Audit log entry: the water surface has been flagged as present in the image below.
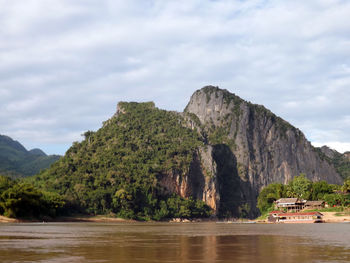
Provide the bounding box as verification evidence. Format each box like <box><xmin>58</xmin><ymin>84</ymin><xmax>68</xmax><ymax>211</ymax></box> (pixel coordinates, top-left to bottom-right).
<box><xmin>1</xmin><ymin>222</ymin><xmax>349</xmax><ymax>262</ymax></box>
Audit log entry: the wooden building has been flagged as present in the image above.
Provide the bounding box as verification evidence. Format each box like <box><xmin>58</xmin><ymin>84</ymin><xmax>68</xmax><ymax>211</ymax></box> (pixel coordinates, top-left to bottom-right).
<box><xmin>304</xmin><ymin>200</ymin><xmax>325</xmax><ymax>210</ymax></box>
<box><xmin>275</xmin><ymin>198</ymin><xmax>305</xmax><ymax>212</ymax></box>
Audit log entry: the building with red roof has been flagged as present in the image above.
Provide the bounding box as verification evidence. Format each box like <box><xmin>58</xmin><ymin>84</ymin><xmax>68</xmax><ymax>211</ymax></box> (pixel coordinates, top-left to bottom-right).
<box><xmin>268</xmin><ymin>211</ymin><xmax>323</xmax><ymax>223</ymax></box>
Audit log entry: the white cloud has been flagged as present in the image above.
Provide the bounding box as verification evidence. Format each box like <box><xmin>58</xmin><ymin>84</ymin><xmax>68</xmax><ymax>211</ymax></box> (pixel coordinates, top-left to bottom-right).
<box><xmin>0</xmin><ymin>0</ymin><xmax>349</xmax><ymax>154</ymax></box>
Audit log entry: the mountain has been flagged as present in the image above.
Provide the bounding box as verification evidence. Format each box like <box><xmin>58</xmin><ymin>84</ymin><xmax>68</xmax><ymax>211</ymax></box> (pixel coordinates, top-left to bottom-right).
<box><xmin>29</xmin><ymin>148</ymin><xmax>47</xmax><ymax>156</ymax></box>
<box><xmin>31</xmin><ymin>86</ymin><xmax>344</xmax><ymax>219</ymax></box>
<box><xmin>0</xmin><ymin>135</ymin><xmax>60</xmax><ymax>178</ymax></box>
<box><xmin>31</xmin><ymin>102</ymin><xmax>212</xmax><ymax>220</ymax></box>
<box><xmin>319</xmin><ymin>146</ymin><xmax>350</xmax><ymax>179</ymax></box>
<box><xmin>184</xmin><ymin>86</ymin><xmax>343</xmax><ymax>216</ymax></box>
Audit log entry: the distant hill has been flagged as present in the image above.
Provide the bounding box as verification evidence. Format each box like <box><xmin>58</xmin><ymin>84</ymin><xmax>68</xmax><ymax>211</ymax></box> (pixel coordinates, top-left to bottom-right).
<box><xmin>319</xmin><ymin>146</ymin><xmax>350</xmax><ymax>179</ymax></box>
<box><xmin>0</xmin><ymin>135</ymin><xmax>60</xmax><ymax>178</ymax></box>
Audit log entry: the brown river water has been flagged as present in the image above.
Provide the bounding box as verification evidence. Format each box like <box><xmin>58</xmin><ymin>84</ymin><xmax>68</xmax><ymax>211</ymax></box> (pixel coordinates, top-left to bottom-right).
<box><xmin>0</xmin><ymin>222</ymin><xmax>350</xmax><ymax>262</ymax></box>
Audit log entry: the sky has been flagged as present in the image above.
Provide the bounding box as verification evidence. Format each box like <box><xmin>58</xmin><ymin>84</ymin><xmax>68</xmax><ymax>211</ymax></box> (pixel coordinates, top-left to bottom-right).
<box><xmin>0</xmin><ymin>0</ymin><xmax>349</xmax><ymax>155</ymax></box>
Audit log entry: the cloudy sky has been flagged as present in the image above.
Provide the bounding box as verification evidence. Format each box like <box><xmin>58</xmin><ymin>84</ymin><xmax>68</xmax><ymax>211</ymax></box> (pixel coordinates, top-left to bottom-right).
<box><xmin>1</xmin><ymin>0</ymin><xmax>349</xmax><ymax>155</ymax></box>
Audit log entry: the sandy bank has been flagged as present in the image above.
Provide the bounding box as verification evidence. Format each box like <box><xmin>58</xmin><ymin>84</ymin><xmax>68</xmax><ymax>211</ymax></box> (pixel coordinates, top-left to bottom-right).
<box><xmin>0</xmin><ymin>215</ymin><xmax>20</xmax><ymax>223</ymax></box>
<box><xmin>321</xmin><ymin>212</ymin><xmax>350</xmax><ymax>223</ymax></box>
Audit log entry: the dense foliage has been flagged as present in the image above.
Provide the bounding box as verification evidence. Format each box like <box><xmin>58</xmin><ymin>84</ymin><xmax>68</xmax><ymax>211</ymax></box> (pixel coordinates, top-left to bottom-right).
<box><xmin>316</xmin><ymin>147</ymin><xmax>350</xmax><ymax>180</ymax></box>
<box><xmin>257</xmin><ymin>174</ymin><xmax>350</xmax><ymax>214</ymax></box>
<box><xmin>29</xmin><ymin>102</ymin><xmax>212</xmax><ymax>220</ymax></box>
<box><xmin>0</xmin><ymin>135</ymin><xmax>60</xmax><ymax>178</ymax></box>
<box><xmin>330</xmin><ymin>152</ymin><xmax>350</xmax><ymax>179</ymax></box>
<box><xmin>0</xmin><ymin>175</ymin><xmax>64</xmax><ymax>218</ymax></box>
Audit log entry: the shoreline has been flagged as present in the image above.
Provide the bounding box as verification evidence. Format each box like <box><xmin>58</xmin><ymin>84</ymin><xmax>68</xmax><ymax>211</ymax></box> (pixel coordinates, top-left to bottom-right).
<box><xmin>318</xmin><ymin>212</ymin><xmax>350</xmax><ymax>223</ymax></box>
<box><xmin>0</xmin><ymin>215</ymin><xmax>135</xmax><ymax>223</ymax></box>
<box><xmin>1</xmin><ymin>212</ymin><xmax>350</xmax><ymax>224</ymax></box>
<box><xmin>255</xmin><ymin>211</ymin><xmax>350</xmax><ymax>224</ymax></box>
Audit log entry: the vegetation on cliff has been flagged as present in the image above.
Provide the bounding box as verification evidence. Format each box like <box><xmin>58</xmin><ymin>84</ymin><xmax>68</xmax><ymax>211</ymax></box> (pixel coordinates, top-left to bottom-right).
<box><xmin>327</xmin><ymin>152</ymin><xmax>350</xmax><ymax>180</ymax></box>
<box><xmin>315</xmin><ymin>146</ymin><xmax>350</xmax><ymax>180</ymax></box>
<box><xmin>28</xmin><ymin>102</ymin><xmax>211</xmax><ymax>220</ymax></box>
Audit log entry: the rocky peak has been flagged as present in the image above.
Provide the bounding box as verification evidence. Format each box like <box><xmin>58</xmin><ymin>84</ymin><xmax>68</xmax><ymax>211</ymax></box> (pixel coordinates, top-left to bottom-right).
<box><xmin>116</xmin><ymin>102</ymin><xmax>127</xmax><ymax>115</ymax></box>
<box><xmin>114</xmin><ymin>101</ymin><xmax>155</xmax><ymax>118</ymax></box>
<box><xmin>184</xmin><ymin>86</ymin><xmax>343</xmax><ymax>216</ymax></box>
<box><xmin>185</xmin><ymin>86</ymin><xmax>243</xmax><ymax>124</ymax></box>
<box><xmin>320</xmin><ymin>145</ymin><xmax>338</xmax><ymax>159</ymax></box>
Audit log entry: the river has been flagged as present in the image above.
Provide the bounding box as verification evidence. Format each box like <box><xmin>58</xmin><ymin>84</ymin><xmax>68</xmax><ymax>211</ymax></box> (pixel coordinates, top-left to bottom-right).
<box><xmin>0</xmin><ymin>222</ymin><xmax>349</xmax><ymax>262</ymax></box>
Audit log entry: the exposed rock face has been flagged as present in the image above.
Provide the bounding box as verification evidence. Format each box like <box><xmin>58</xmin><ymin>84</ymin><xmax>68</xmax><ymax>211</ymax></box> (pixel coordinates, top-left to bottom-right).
<box><xmin>157</xmin><ymin>147</ymin><xmax>220</xmax><ymax>211</ymax></box>
<box><xmin>183</xmin><ymin>86</ymin><xmax>343</xmax><ymax>217</ymax></box>
<box><xmin>345</xmin><ymin>152</ymin><xmax>350</xmax><ymax>162</ymax></box>
<box><xmin>320</xmin><ymin>146</ymin><xmax>338</xmax><ymax>159</ymax></box>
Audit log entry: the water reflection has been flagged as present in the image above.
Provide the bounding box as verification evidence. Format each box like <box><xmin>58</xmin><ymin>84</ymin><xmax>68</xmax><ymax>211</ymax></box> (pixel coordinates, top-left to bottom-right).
<box><xmin>0</xmin><ymin>222</ymin><xmax>349</xmax><ymax>262</ymax></box>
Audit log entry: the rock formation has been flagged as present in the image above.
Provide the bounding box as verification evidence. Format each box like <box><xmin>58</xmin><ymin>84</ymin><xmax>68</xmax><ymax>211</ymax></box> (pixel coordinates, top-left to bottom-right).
<box><xmin>182</xmin><ymin>86</ymin><xmax>343</xmax><ymax>217</ymax></box>
<box><xmin>33</xmin><ymin>86</ymin><xmax>345</xmax><ymax>219</ymax></box>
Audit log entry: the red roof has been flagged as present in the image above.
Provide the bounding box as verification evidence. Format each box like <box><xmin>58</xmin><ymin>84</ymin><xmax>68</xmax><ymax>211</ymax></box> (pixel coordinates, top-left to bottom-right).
<box><xmin>277</xmin><ymin>212</ymin><xmax>323</xmax><ymax>217</ymax></box>
<box><xmin>269</xmin><ymin>211</ymin><xmax>280</xmax><ymax>214</ymax></box>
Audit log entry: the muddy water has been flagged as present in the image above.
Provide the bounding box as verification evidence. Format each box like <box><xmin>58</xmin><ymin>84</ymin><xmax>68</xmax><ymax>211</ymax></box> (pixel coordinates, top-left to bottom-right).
<box><xmin>0</xmin><ymin>222</ymin><xmax>349</xmax><ymax>262</ymax></box>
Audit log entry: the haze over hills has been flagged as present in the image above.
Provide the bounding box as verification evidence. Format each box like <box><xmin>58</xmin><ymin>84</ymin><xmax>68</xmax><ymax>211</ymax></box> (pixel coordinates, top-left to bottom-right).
<box><xmin>29</xmin><ymin>86</ymin><xmax>345</xmax><ymax>219</ymax></box>
<box><xmin>0</xmin><ymin>135</ymin><xmax>60</xmax><ymax>178</ymax></box>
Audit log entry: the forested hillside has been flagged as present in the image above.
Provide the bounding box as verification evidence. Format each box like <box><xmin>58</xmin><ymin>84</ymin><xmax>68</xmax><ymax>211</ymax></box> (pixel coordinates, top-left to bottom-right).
<box><xmin>30</xmin><ymin>102</ymin><xmax>211</xmax><ymax>220</ymax></box>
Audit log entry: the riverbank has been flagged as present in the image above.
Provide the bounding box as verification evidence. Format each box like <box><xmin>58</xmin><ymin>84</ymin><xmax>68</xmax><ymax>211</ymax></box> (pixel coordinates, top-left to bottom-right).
<box><xmin>255</xmin><ymin>211</ymin><xmax>350</xmax><ymax>223</ymax></box>
<box><xmin>321</xmin><ymin>212</ymin><xmax>350</xmax><ymax>223</ymax></box>
<box><xmin>1</xmin><ymin>212</ymin><xmax>350</xmax><ymax>224</ymax></box>
<box><xmin>0</xmin><ymin>215</ymin><xmax>21</xmax><ymax>223</ymax></box>
<box><xmin>0</xmin><ymin>214</ymin><xmax>134</xmax><ymax>223</ymax></box>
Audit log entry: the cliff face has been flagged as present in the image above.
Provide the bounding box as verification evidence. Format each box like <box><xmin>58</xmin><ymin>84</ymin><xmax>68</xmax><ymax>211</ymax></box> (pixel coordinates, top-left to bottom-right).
<box><xmin>157</xmin><ymin>147</ymin><xmax>220</xmax><ymax>211</ymax></box>
<box><xmin>182</xmin><ymin>86</ymin><xmax>343</xmax><ymax>216</ymax></box>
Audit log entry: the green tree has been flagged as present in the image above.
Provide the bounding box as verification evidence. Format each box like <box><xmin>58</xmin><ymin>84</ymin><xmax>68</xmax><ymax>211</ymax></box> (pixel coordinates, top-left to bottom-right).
<box><xmin>286</xmin><ymin>174</ymin><xmax>312</xmax><ymax>199</ymax></box>
<box><xmin>0</xmin><ymin>175</ymin><xmax>14</xmax><ymax>193</ymax></box>
<box><xmin>0</xmin><ymin>183</ymin><xmax>42</xmax><ymax>218</ymax></box>
<box><xmin>310</xmin><ymin>181</ymin><xmax>334</xmax><ymax>200</ymax></box>
<box><xmin>257</xmin><ymin>183</ymin><xmax>286</xmax><ymax>213</ymax></box>
<box><xmin>323</xmin><ymin>193</ymin><xmax>350</xmax><ymax>207</ymax></box>
<box><xmin>0</xmin><ymin>176</ymin><xmax>64</xmax><ymax>218</ymax></box>
<box><xmin>341</xmin><ymin>178</ymin><xmax>350</xmax><ymax>193</ymax></box>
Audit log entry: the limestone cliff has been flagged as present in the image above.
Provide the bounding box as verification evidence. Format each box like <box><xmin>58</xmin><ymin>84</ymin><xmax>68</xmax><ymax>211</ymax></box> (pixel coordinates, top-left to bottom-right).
<box><xmin>183</xmin><ymin>86</ymin><xmax>343</xmax><ymax>217</ymax></box>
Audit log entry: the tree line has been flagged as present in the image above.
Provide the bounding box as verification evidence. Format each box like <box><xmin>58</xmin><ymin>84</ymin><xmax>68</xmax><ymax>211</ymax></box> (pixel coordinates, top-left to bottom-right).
<box><xmin>257</xmin><ymin>174</ymin><xmax>350</xmax><ymax>214</ymax></box>
<box><xmin>0</xmin><ymin>175</ymin><xmax>64</xmax><ymax>219</ymax></box>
